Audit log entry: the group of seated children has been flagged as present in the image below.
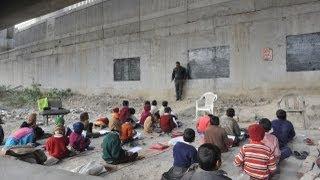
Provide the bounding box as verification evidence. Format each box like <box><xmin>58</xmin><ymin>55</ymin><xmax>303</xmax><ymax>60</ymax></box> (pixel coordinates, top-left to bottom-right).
<box><xmin>114</xmin><ymin>99</ymin><xmax>179</xmax><ymax>135</ymax></box>
<box><xmin>46</xmin><ymin>116</ymin><xmax>92</xmax><ymax>160</ymax></box>
<box><xmin>162</xmin><ymin>128</ymin><xmax>231</xmax><ymax>180</ymax></box>
<box><xmin>197</xmin><ymin>112</ymin><xmax>234</xmax><ymax>152</ymax></box>
<box><xmin>192</xmin><ymin>108</ymin><xmax>296</xmax><ymax>179</ymax></box>
<box><xmin>2</xmin><ymin>111</ymin><xmax>94</xmax><ymax>161</ymax></box>
<box><xmin>165</xmin><ymin>108</ymin><xmax>296</xmax><ymax>180</ymax></box>
<box><xmin>1</xmin><ymin>97</ymin><xmax>296</xmax><ymax>179</ymax></box>
<box><xmin>44</xmin><ymin>103</ymin><xmax>139</xmax><ymax>163</ymax></box>
<box><xmin>197</xmin><ymin>108</ymin><xmax>242</xmax><ymax>147</ymax></box>
<box><xmin>0</xmin><ymin>98</ymin><xmax>179</xmax><ymax>166</ymax></box>
<box><xmin>100</xmin><ymin>99</ymin><xmax>179</xmax><ymax>165</ymax></box>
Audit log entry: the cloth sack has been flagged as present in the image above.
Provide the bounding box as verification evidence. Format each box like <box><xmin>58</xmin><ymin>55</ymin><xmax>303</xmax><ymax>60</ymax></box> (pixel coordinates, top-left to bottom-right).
<box><xmin>72</xmin><ymin>161</ymin><xmax>106</xmax><ymax>176</ymax></box>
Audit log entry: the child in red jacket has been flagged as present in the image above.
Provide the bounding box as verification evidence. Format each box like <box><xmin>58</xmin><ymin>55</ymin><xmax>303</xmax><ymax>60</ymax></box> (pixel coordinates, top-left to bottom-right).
<box><xmin>160</xmin><ymin>107</ymin><xmax>177</xmax><ymax>133</ymax></box>
<box><xmin>46</xmin><ymin>125</ymin><xmax>70</xmax><ymax>159</ymax></box>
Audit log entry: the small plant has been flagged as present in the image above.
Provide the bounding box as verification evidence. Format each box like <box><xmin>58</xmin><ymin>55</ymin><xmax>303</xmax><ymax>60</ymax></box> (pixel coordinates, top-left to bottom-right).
<box><xmin>45</xmin><ymin>88</ymin><xmax>73</xmax><ymax>99</ymax></box>
<box><xmin>0</xmin><ymin>83</ymin><xmax>73</xmax><ymax>108</ymax></box>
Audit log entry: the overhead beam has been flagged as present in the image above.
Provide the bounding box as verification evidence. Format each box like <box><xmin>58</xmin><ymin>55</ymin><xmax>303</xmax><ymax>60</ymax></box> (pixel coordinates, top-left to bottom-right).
<box><xmin>0</xmin><ymin>0</ymin><xmax>83</xmax><ymax>30</ymax></box>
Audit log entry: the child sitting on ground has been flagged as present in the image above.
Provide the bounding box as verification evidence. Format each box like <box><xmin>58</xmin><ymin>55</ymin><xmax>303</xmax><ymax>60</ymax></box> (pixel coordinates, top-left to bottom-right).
<box><xmin>79</xmin><ymin>112</ymin><xmax>99</xmax><ymax>138</ymax></box>
<box><xmin>69</xmin><ymin>122</ymin><xmax>91</xmax><ymax>152</ymax></box>
<box><xmin>111</xmin><ymin>107</ymin><xmax>120</xmax><ymax>120</ymax></box>
<box><xmin>20</xmin><ymin>113</ymin><xmax>45</xmax><ymax>141</ymax></box>
<box><xmin>220</xmin><ymin>108</ymin><xmax>241</xmax><ymax>146</ymax></box>
<box><xmin>160</xmin><ymin>107</ymin><xmax>177</xmax><ymax>133</ymax></box>
<box><xmin>204</xmin><ymin>115</ymin><xmax>230</xmax><ymax>153</ymax></box>
<box><xmin>162</xmin><ymin>128</ymin><xmax>198</xmax><ymax>180</ymax></box>
<box><xmin>109</xmin><ymin>108</ymin><xmax>121</xmax><ymax>132</ymax></box>
<box><xmin>196</xmin><ymin>112</ymin><xmax>210</xmax><ymax>135</ymax></box>
<box><xmin>45</xmin><ymin>125</ymin><xmax>70</xmax><ymax>159</ymax></box>
<box><xmin>4</xmin><ymin>126</ymin><xmax>35</xmax><ymax>150</ymax></box>
<box><xmin>128</xmin><ymin>108</ymin><xmax>142</xmax><ymax>129</ymax></box>
<box><xmin>182</xmin><ymin>143</ymin><xmax>231</xmax><ymax>180</ymax></box>
<box><xmin>54</xmin><ymin>116</ymin><xmax>72</xmax><ymax>137</ymax></box>
<box><xmin>259</xmin><ymin>118</ymin><xmax>281</xmax><ymax>161</ymax></box>
<box><xmin>159</xmin><ymin>101</ymin><xmax>168</xmax><ymax>116</ymax></box>
<box><xmin>144</xmin><ymin>112</ymin><xmax>160</xmax><ymax>134</ymax></box>
<box><xmin>159</xmin><ymin>101</ymin><xmax>178</xmax><ymax>118</ymax></box>
<box><xmin>129</xmin><ymin>108</ymin><xmax>139</xmax><ymax>124</ymax></box>
<box><xmin>119</xmin><ymin>100</ymin><xmax>130</xmax><ymax>123</ymax></box>
<box><xmin>102</xmin><ymin>128</ymin><xmax>138</xmax><ymax>165</ymax></box>
<box><xmin>140</xmin><ymin>101</ymin><xmax>151</xmax><ymax>126</ymax></box>
<box><xmin>120</xmin><ymin>120</ymin><xmax>136</xmax><ymax>144</ymax></box>
<box><xmin>272</xmin><ymin>109</ymin><xmax>295</xmax><ymax>161</ymax></box>
<box><xmin>150</xmin><ymin>100</ymin><xmax>159</xmax><ymax>115</ymax></box>
<box><xmin>234</xmin><ymin>124</ymin><xmax>276</xmax><ymax>179</ymax></box>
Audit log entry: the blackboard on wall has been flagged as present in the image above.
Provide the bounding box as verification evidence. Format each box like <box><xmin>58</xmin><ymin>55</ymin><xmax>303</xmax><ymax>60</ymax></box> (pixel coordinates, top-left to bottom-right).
<box><xmin>287</xmin><ymin>32</ymin><xmax>320</xmax><ymax>72</ymax></box>
<box><xmin>187</xmin><ymin>46</ymin><xmax>230</xmax><ymax>79</ymax></box>
<box><xmin>114</xmin><ymin>57</ymin><xmax>140</xmax><ymax>81</ymax></box>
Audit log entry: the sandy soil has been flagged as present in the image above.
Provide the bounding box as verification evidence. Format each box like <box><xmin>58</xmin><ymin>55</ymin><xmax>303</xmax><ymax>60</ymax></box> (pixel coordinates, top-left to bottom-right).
<box><xmin>1</xmin><ymin>92</ymin><xmax>320</xmax><ymax>180</ymax></box>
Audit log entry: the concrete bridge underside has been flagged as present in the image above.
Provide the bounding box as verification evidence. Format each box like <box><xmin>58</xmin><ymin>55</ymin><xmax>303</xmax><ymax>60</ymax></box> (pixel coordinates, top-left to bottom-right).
<box><xmin>0</xmin><ymin>0</ymin><xmax>82</xmax><ymax>30</ymax></box>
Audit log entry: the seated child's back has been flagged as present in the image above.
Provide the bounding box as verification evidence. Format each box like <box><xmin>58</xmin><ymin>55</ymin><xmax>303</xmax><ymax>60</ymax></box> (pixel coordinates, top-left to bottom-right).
<box><xmin>120</xmin><ymin>121</ymin><xmax>134</xmax><ymax>142</ymax></box>
<box><xmin>162</xmin><ymin>128</ymin><xmax>197</xmax><ymax>180</ymax></box>
<box><xmin>69</xmin><ymin>122</ymin><xmax>91</xmax><ymax>152</ymax></box>
<box><xmin>46</xmin><ymin>125</ymin><xmax>69</xmax><ymax>159</ymax></box>
<box><xmin>196</xmin><ymin>114</ymin><xmax>210</xmax><ymax>133</ymax></box>
<box><xmin>160</xmin><ymin>107</ymin><xmax>176</xmax><ymax>133</ymax></box>
<box><xmin>173</xmin><ymin>141</ymin><xmax>197</xmax><ymax>168</ymax></box>
<box><xmin>234</xmin><ymin>124</ymin><xmax>276</xmax><ymax>180</ymax></box>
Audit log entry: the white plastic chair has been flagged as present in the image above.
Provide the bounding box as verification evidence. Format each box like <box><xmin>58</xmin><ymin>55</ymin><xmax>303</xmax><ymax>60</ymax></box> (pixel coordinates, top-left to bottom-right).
<box><xmin>195</xmin><ymin>92</ymin><xmax>218</xmax><ymax>118</ymax></box>
<box><xmin>277</xmin><ymin>93</ymin><xmax>307</xmax><ymax>129</ymax></box>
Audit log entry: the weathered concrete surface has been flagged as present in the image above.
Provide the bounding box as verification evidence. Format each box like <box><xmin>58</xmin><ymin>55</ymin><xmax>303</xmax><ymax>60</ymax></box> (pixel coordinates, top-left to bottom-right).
<box><xmin>1</xmin><ymin>0</ymin><xmax>320</xmax><ymax>98</ymax></box>
<box><xmin>0</xmin><ymin>0</ymin><xmax>82</xmax><ymax>30</ymax></box>
<box><xmin>0</xmin><ymin>28</ymin><xmax>14</xmax><ymax>52</ymax></box>
<box><xmin>0</xmin><ymin>156</ymin><xmax>103</xmax><ymax>180</ymax></box>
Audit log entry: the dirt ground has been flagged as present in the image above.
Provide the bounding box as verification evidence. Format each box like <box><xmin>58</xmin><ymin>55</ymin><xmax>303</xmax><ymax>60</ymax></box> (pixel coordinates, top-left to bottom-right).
<box><xmin>1</xmin><ymin>92</ymin><xmax>320</xmax><ymax>180</ymax></box>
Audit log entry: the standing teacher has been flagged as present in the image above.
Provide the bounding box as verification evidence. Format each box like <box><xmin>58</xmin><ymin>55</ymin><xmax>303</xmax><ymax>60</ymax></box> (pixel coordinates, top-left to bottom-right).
<box><xmin>171</xmin><ymin>61</ymin><xmax>188</xmax><ymax>101</ymax></box>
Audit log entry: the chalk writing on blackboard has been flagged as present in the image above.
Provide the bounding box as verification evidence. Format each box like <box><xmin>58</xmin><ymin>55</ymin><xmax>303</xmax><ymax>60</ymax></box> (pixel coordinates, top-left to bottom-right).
<box><xmin>187</xmin><ymin>46</ymin><xmax>230</xmax><ymax>79</ymax></box>
<box><xmin>287</xmin><ymin>32</ymin><xmax>320</xmax><ymax>72</ymax></box>
<box><xmin>114</xmin><ymin>57</ymin><xmax>140</xmax><ymax>81</ymax></box>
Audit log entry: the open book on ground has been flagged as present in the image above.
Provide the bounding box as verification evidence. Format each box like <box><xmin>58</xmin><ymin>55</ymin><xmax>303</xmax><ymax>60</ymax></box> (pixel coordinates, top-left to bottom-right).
<box><xmin>128</xmin><ymin>147</ymin><xmax>142</xmax><ymax>153</ymax></box>
<box><xmin>227</xmin><ymin>135</ymin><xmax>235</xmax><ymax>141</ymax></box>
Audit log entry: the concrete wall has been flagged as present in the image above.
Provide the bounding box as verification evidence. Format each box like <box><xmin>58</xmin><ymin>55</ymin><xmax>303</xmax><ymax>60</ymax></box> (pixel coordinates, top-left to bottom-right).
<box><xmin>0</xmin><ymin>28</ymin><xmax>14</xmax><ymax>52</ymax></box>
<box><xmin>1</xmin><ymin>0</ymin><xmax>320</xmax><ymax>98</ymax></box>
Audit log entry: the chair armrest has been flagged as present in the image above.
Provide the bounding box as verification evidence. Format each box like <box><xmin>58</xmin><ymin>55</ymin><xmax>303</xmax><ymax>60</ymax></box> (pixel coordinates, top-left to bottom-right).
<box><xmin>196</xmin><ymin>96</ymin><xmax>204</xmax><ymax>107</ymax></box>
<box><xmin>277</xmin><ymin>100</ymin><xmax>281</xmax><ymax>109</ymax></box>
<box><xmin>197</xmin><ymin>96</ymin><xmax>205</xmax><ymax>102</ymax></box>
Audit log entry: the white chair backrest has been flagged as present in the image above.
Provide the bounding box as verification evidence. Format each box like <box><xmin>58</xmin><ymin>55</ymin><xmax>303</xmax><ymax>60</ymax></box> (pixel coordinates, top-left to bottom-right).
<box><xmin>278</xmin><ymin>93</ymin><xmax>306</xmax><ymax>111</ymax></box>
<box><xmin>202</xmin><ymin>92</ymin><xmax>218</xmax><ymax>106</ymax></box>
